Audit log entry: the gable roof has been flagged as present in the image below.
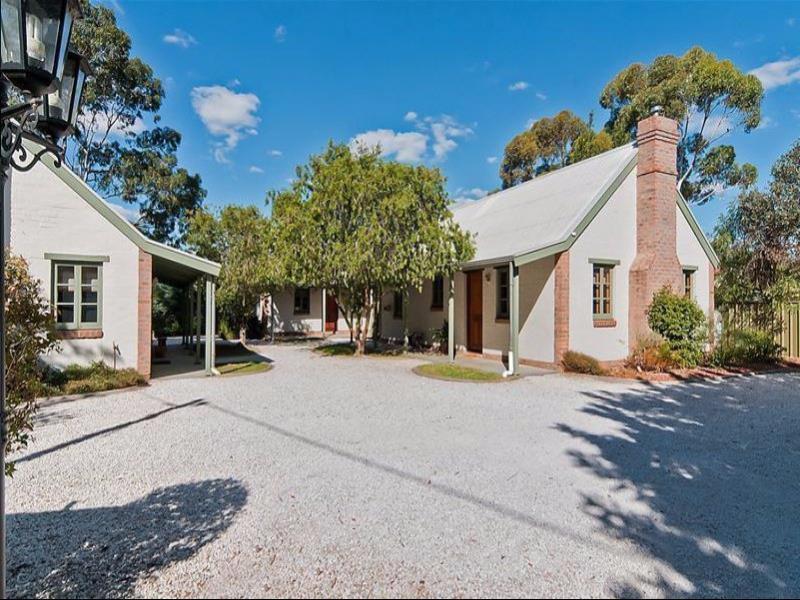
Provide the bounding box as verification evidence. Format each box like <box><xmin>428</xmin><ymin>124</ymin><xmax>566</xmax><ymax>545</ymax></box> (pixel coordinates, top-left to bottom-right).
<box><xmin>24</xmin><ymin>139</ymin><xmax>220</xmax><ymax>284</ymax></box>
<box><xmin>451</xmin><ymin>143</ymin><xmax>719</xmax><ymax>268</ymax></box>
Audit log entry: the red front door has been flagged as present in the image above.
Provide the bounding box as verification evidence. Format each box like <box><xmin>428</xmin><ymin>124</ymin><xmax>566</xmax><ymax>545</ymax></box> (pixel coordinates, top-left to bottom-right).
<box><xmin>466</xmin><ymin>270</ymin><xmax>483</xmax><ymax>353</ymax></box>
<box><xmin>325</xmin><ymin>293</ymin><xmax>338</xmax><ymax>332</ymax></box>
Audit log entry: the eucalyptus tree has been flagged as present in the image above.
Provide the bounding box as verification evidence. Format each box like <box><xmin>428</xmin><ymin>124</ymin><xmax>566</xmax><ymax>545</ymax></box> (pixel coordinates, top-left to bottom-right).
<box><xmin>601</xmin><ymin>46</ymin><xmax>763</xmax><ymax>203</ymax></box>
<box><xmin>270</xmin><ymin>142</ymin><xmax>474</xmax><ymax>355</ymax></box>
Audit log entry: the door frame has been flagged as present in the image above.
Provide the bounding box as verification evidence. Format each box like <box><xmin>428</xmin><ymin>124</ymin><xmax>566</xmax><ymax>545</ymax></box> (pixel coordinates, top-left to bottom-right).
<box><xmin>466</xmin><ymin>269</ymin><xmax>483</xmax><ymax>353</ymax></box>
<box><xmin>325</xmin><ymin>293</ymin><xmax>338</xmax><ymax>333</ymax></box>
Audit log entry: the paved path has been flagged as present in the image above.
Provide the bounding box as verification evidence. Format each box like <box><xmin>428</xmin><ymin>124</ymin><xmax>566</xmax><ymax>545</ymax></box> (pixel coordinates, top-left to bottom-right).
<box><xmin>8</xmin><ymin>342</ymin><xmax>800</xmax><ymax>598</ymax></box>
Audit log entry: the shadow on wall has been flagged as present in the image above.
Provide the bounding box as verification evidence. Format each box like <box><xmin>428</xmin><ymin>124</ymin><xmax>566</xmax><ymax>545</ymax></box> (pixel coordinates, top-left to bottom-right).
<box><xmin>8</xmin><ymin>478</ymin><xmax>248</xmax><ymax>598</ymax></box>
<box><xmin>555</xmin><ymin>373</ymin><xmax>800</xmax><ymax>597</ymax></box>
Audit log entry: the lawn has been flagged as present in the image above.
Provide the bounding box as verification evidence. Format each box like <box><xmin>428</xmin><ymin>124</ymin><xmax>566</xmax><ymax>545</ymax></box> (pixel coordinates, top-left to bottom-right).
<box><xmin>217</xmin><ymin>361</ymin><xmax>272</xmax><ymax>376</ymax></box>
<box><xmin>413</xmin><ymin>362</ymin><xmax>503</xmax><ymax>382</ymax></box>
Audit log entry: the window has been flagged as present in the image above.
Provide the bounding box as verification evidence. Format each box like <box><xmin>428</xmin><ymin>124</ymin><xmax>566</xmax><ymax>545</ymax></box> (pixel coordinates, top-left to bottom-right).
<box><xmin>293</xmin><ymin>287</ymin><xmax>310</xmax><ymax>315</ymax></box>
<box><xmin>496</xmin><ymin>266</ymin><xmax>509</xmax><ymax>320</ymax></box>
<box><xmin>683</xmin><ymin>268</ymin><xmax>696</xmax><ymax>299</ymax></box>
<box><xmin>592</xmin><ymin>264</ymin><xmax>614</xmax><ymax>318</ymax></box>
<box><xmin>53</xmin><ymin>262</ymin><xmax>102</xmax><ymax>329</ymax></box>
<box><xmin>393</xmin><ymin>291</ymin><xmax>403</xmax><ymax>319</ymax></box>
<box><xmin>431</xmin><ymin>275</ymin><xmax>444</xmax><ymax>310</ymax></box>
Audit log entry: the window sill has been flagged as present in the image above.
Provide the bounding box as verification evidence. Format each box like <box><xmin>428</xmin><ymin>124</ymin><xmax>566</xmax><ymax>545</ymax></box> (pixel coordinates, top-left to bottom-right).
<box><xmin>495</xmin><ymin>317</ymin><xmax>509</xmax><ymax>323</ymax></box>
<box><xmin>56</xmin><ymin>328</ymin><xmax>104</xmax><ymax>340</ymax></box>
<box><xmin>593</xmin><ymin>318</ymin><xmax>617</xmax><ymax>328</ymax></box>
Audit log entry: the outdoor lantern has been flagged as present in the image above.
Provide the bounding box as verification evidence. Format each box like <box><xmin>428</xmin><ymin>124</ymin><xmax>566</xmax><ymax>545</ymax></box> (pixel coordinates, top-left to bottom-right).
<box><xmin>1</xmin><ymin>0</ymin><xmax>82</xmax><ymax>97</ymax></box>
<box><xmin>37</xmin><ymin>49</ymin><xmax>89</xmax><ymax>139</ymax></box>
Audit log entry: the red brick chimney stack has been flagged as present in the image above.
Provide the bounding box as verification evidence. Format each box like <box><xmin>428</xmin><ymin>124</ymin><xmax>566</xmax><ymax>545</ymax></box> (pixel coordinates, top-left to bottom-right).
<box><xmin>628</xmin><ymin>107</ymin><xmax>684</xmax><ymax>345</ymax></box>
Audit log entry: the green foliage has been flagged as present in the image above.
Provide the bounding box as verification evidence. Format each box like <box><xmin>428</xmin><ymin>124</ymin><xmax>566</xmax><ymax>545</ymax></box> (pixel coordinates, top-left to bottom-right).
<box><xmin>647</xmin><ymin>288</ymin><xmax>708</xmax><ymax>368</ymax></box>
<box><xmin>430</xmin><ymin>321</ymin><xmax>449</xmax><ymax>353</ymax></box>
<box><xmin>187</xmin><ymin>205</ymin><xmax>281</xmax><ymax>342</ymax></box>
<box><xmin>270</xmin><ymin>142</ymin><xmax>474</xmax><ymax>354</ymax></box>
<box><xmin>600</xmin><ymin>46</ymin><xmax>763</xmax><ymax>204</ymax></box>
<box><xmin>413</xmin><ymin>363</ymin><xmax>502</xmax><ymax>382</ymax></box>
<box><xmin>5</xmin><ymin>254</ymin><xmax>60</xmax><ymax>475</ymax></box>
<box><xmin>68</xmin><ymin>1</ymin><xmax>204</xmax><ymax>246</ymax></box>
<box><xmin>152</xmin><ymin>282</ymin><xmax>183</xmax><ymax>337</ymax></box>
<box><xmin>315</xmin><ymin>344</ymin><xmax>357</xmax><ymax>357</ymax></box>
<box><xmin>569</xmin><ymin>129</ymin><xmax>614</xmax><ymax>163</ymax></box>
<box><xmin>561</xmin><ymin>350</ymin><xmax>606</xmax><ymax>375</ymax></box>
<box><xmin>217</xmin><ymin>361</ymin><xmax>272</xmax><ymax>376</ymax></box>
<box><xmin>714</xmin><ymin>138</ymin><xmax>800</xmax><ymax>317</ymax></box>
<box><xmin>44</xmin><ymin>362</ymin><xmax>146</xmax><ymax>396</ymax></box>
<box><xmin>500</xmin><ymin>110</ymin><xmax>590</xmax><ymax>188</ymax></box>
<box><xmin>711</xmin><ymin>329</ymin><xmax>783</xmax><ymax>366</ymax></box>
<box><xmin>627</xmin><ymin>333</ymin><xmax>681</xmax><ymax>371</ymax></box>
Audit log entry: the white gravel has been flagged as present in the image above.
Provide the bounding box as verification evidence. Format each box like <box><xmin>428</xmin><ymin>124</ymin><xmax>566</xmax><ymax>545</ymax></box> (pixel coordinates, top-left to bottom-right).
<box><xmin>8</xmin><ymin>342</ymin><xmax>800</xmax><ymax>598</ymax></box>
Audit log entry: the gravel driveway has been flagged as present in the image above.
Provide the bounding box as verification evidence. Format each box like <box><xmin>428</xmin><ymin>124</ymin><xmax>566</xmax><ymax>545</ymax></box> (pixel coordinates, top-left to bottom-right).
<box><xmin>8</xmin><ymin>342</ymin><xmax>800</xmax><ymax>598</ymax></box>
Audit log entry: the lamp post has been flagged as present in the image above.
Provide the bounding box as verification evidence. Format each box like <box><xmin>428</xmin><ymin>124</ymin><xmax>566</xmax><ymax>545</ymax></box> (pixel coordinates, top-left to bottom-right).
<box><xmin>1</xmin><ymin>0</ymin><xmax>87</xmax><ymax>596</ymax></box>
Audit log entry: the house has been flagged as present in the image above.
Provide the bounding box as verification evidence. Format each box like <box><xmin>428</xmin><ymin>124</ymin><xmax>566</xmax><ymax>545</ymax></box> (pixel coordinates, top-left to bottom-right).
<box><xmin>8</xmin><ymin>143</ymin><xmax>221</xmax><ymax>379</ymax></box>
<box><xmin>269</xmin><ymin>111</ymin><xmax>718</xmax><ymax>374</ymax></box>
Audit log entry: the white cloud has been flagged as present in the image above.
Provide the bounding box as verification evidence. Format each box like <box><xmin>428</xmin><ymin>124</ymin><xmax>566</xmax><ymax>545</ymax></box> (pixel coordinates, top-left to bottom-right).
<box><xmin>350</xmin><ymin>129</ymin><xmax>428</xmax><ymax>162</ymax></box>
<box><xmin>352</xmin><ymin>113</ymin><xmax>473</xmax><ymax>163</ymax></box>
<box><xmin>508</xmin><ymin>81</ymin><xmax>529</xmax><ymax>92</ymax></box>
<box><xmin>536</xmin><ymin>92</ymin><xmax>547</xmax><ymax>101</ymax></box>
<box><xmin>756</xmin><ymin>116</ymin><xmax>776</xmax><ymax>130</ymax></box>
<box><xmin>249</xmin><ymin>165</ymin><xmax>265</xmax><ymax>174</ymax></box>
<box><xmin>749</xmin><ymin>56</ymin><xmax>800</xmax><ymax>90</ymax></box>
<box><xmin>228</xmin><ymin>78</ymin><xmax>241</xmax><ymax>88</ymax></box>
<box><xmin>110</xmin><ymin>202</ymin><xmax>140</xmax><ymax>224</ymax></box>
<box><xmin>787</xmin><ymin>17</ymin><xmax>796</xmax><ymax>26</ymax></box>
<box><xmin>163</xmin><ymin>29</ymin><xmax>197</xmax><ymax>48</ymax></box>
<box><xmin>268</xmin><ymin>149</ymin><xmax>283</xmax><ymax>157</ymax></box>
<box><xmin>486</xmin><ymin>156</ymin><xmax>497</xmax><ymax>164</ymax></box>
<box><xmin>191</xmin><ymin>85</ymin><xmax>261</xmax><ymax>163</ymax></box>
<box><xmin>452</xmin><ymin>187</ymin><xmax>488</xmax><ymax>203</ymax></box>
<box><xmin>274</xmin><ymin>25</ymin><xmax>287</xmax><ymax>43</ymax></box>
<box><xmin>81</xmin><ymin>111</ymin><xmax>145</xmax><ymax>138</ymax></box>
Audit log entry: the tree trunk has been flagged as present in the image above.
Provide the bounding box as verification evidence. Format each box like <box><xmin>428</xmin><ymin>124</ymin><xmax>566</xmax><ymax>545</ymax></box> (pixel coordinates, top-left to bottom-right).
<box><xmin>239</xmin><ymin>326</ymin><xmax>247</xmax><ymax>346</ymax></box>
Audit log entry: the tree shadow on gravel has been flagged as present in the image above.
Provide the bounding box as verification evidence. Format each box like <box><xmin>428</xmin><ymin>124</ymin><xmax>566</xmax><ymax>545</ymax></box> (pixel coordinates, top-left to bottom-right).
<box><xmin>555</xmin><ymin>373</ymin><xmax>800</xmax><ymax>598</ymax></box>
<box><xmin>8</xmin><ymin>478</ymin><xmax>247</xmax><ymax>598</ymax></box>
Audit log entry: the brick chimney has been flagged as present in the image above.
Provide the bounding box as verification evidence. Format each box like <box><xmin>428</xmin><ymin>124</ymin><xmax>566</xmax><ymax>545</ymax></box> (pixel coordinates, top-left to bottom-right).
<box><xmin>628</xmin><ymin>107</ymin><xmax>684</xmax><ymax>346</ymax></box>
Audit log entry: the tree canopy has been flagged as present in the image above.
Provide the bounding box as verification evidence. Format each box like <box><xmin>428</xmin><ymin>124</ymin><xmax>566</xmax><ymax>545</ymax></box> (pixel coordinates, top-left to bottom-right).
<box><xmin>68</xmin><ymin>0</ymin><xmax>205</xmax><ymax>246</ymax></box>
<box><xmin>601</xmin><ymin>46</ymin><xmax>763</xmax><ymax>204</ymax></box>
<box><xmin>270</xmin><ymin>142</ymin><xmax>474</xmax><ymax>354</ymax></box>
<box><xmin>714</xmin><ymin>138</ymin><xmax>800</xmax><ymax>317</ymax></box>
<box><xmin>499</xmin><ymin>47</ymin><xmax>763</xmax><ymax>203</ymax></box>
<box><xmin>187</xmin><ymin>206</ymin><xmax>282</xmax><ymax>342</ymax></box>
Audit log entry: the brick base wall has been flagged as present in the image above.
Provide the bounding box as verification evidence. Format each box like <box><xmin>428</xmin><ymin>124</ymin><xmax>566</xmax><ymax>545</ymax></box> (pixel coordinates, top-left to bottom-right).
<box><xmin>137</xmin><ymin>250</ymin><xmax>152</xmax><ymax>379</ymax></box>
<box><xmin>553</xmin><ymin>251</ymin><xmax>570</xmax><ymax>363</ymax></box>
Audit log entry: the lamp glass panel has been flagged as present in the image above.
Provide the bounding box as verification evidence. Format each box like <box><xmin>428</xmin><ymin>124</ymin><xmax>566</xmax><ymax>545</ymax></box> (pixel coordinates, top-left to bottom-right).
<box><xmin>25</xmin><ymin>0</ymin><xmax>64</xmax><ymax>75</ymax></box>
<box><xmin>1</xmin><ymin>0</ymin><xmax>23</xmax><ymax>67</ymax></box>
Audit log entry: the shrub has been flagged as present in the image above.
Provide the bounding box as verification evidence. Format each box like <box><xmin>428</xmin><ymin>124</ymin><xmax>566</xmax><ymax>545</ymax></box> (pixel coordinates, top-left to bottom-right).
<box><xmin>711</xmin><ymin>329</ymin><xmax>783</xmax><ymax>366</ymax></box>
<box><xmin>647</xmin><ymin>287</ymin><xmax>708</xmax><ymax>368</ymax></box>
<box><xmin>429</xmin><ymin>321</ymin><xmax>449</xmax><ymax>353</ymax></box>
<box><xmin>57</xmin><ymin>362</ymin><xmax>146</xmax><ymax>395</ymax></box>
<box><xmin>627</xmin><ymin>333</ymin><xmax>681</xmax><ymax>371</ymax></box>
<box><xmin>5</xmin><ymin>253</ymin><xmax>59</xmax><ymax>475</ymax></box>
<box><xmin>562</xmin><ymin>350</ymin><xmax>606</xmax><ymax>375</ymax></box>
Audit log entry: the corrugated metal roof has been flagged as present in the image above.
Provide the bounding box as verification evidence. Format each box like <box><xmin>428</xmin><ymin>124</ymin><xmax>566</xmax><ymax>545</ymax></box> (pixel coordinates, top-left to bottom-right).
<box><xmin>452</xmin><ymin>143</ymin><xmax>638</xmax><ymax>266</ymax></box>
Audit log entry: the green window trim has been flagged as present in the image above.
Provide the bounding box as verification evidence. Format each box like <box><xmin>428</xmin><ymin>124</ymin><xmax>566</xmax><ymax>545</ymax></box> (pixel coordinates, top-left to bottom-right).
<box><xmin>588</xmin><ymin>258</ymin><xmax>621</xmax><ymax>266</ymax></box>
<box><xmin>592</xmin><ymin>263</ymin><xmax>614</xmax><ymax>320</ymax></box>
<box><xmin>682</xmin><ymin>267</ymin><xmax>696</xmax><ymax>299</ymax></box>
<box><xmin>51</xmin><ymin>261</ymin><xmax>103</xmax><ymax>331</ymax></box>
<box><xmin>496</xmin><ymin>266</ymin><xmax>510</xmax><ymax>320</ymax></box>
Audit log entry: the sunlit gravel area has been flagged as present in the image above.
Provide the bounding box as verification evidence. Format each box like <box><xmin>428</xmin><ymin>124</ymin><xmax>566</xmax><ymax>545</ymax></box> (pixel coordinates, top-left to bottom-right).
<box><xmin>8</xmin><ymin>342</ymin><xmax>800</xmax><ymax>598</ymax></box>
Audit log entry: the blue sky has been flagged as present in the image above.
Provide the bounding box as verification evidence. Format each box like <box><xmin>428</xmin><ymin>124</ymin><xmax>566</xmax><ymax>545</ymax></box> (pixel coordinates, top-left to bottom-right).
<box><xmin>104</xmin><ymin>1</ymin><xmax>799</xmax><ymax>235</ymax></box>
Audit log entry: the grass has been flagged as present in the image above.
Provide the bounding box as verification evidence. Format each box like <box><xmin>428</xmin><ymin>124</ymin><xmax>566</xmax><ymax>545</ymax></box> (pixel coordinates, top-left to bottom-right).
<box><xmin>40</xmin><ymin>362</ymin><xmax>147</xmax><ymax>396</ymax></box>
<box><xmin>315</xmin><ymin>343</ymin><xmax>356</xmax><ymax>357</ymax></box>
<box><xmin>217</xmin><ymin>361</ymin><xmax>272</xmax><ymax>376</ymax></box>
<box><xmin>413</xmin><ymin>362</ymin><xmax>503</xmax><ymax>382</ymax></box>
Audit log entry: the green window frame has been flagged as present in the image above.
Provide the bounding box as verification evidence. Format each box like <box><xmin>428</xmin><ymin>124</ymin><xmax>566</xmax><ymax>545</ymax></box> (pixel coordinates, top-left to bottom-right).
<box><xmin>496</xmin><ymin>266</ymin><xmax>509</xmax><ymax>320</ymax></box>
<box><xmin>52</xmin><ymin>261</ymin><xmax>103</xmax><ymax>330</ymax></box>
<box><xmin>293</xmin><ymin>287</ymin><xmax>310</xmax><ymax>315</ymax></box>
<box><xmin>592</xmin><ymin>263</ymin><xmax>614</xmax><ymax>319</ymax></box>
<box><xmin>683</xmin><ymin>267</ymin><xmax>697</xmax><ymax>299</ymax></box>
<box><xmin>431</xmin><ymin>275</ymin><xmax>444</xmax><ymax>310</ymax></box>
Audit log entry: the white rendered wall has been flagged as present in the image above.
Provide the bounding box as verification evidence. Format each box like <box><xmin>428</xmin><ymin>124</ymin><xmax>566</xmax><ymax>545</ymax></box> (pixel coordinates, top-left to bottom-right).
<box><xmin>271</xmin><ymin>288</ymin><xmax>348</xmax><ymax>334</ymax></box>
<box><xmin>676</xmin><ymin>205</ymin><xmax>712</xmax><ymax>317</ymax></box>
<box><xmin>10</xmin><ymin>162</ymin><xmax>141</xmax><ymax>370</ymax></box>
<box><xmin>568</xmin><ymin>170</ymin><xmax>637</xmax><ymax>361</ymax></box>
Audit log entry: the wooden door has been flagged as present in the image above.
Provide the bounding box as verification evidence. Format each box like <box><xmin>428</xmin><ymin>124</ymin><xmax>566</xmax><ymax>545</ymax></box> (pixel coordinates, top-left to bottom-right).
<box><xmin>325</xmin><ymin>293</ymin><xmax>338</xmax><ymax>332</ymax></box>
<box><xmin>466</xmin><ymin>270</ymin><xmax>483</xmax><ymax>353</ymax></box>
